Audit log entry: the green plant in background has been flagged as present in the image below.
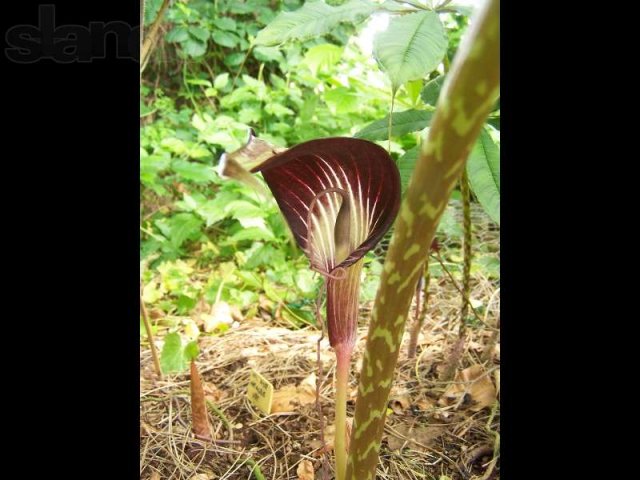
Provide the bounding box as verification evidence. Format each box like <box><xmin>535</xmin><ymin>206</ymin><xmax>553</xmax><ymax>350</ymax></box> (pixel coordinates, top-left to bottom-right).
<box><xmin>140</xmin><ymin>0</ymin><xmax>500</xmax><ymax>393</ymax></box>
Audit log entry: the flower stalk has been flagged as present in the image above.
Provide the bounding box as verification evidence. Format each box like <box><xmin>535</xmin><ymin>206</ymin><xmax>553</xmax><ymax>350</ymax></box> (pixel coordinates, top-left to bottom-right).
<box><xmin>222</xmin><ymin>136</ymin><xmax>401</xmax><ymax>480</ymax></box>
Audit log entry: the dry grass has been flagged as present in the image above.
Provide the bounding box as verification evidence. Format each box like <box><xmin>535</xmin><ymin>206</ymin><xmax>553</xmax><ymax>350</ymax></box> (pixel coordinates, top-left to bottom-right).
<box><xmin>140</xmin><ymin>204</ymin><xmax>500</xmax><ymax>480</ymax></box>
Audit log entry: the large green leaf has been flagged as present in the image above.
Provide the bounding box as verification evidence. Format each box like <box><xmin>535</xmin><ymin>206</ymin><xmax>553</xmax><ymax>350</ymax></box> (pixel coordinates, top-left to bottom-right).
<box><xmin>373</xmin><ymin>11</ymin><xmax>447</xmax><ymax>92</ymax></box>
<box><xmin>354</xmin><ymin>110</ymin><xmax>432</xmax><ymax>141</ymax></box>
<box><xmin>466</xmin><ymin>127</ymin><xmax>500</xmax><ymax>224</ymax></box>
<box><xmin>254</xmin><ymin>0</ymin><xmax>376</xmax><ymax>46</ymax></box>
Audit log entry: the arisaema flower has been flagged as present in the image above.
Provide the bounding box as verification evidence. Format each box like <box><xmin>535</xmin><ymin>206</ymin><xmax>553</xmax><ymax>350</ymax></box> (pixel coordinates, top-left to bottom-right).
<box><xmin>222</xmin><ymin>133</ymin><xmax>400</xmax><ymax>480</ymax></box>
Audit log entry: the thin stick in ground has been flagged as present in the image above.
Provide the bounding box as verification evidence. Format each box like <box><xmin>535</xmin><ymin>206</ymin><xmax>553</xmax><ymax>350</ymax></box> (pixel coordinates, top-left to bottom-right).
<box><xmin>407</xmin><ymin>264</ymin><xmax>430</xmax><ymax>359</ymax></box>
<box><xmin>441</xmin><ymin>169</ymin><xmax>472</xmax><ymax>382</ymax></box>
<box><xmin>140</xmin><ymin>285</ymin><xmax>163</xmax><ymax>379</ymax></box>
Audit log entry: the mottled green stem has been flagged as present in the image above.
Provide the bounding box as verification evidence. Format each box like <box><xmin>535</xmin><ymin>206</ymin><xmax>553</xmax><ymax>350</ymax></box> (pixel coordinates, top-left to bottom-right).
<box><xmin>346</xmin><ymin>1</ymin><xmax>500</xmax><ymax>478</ymax></box>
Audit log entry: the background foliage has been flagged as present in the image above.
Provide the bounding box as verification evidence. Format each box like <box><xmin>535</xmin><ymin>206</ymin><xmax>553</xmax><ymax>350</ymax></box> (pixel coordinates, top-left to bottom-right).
<box><xmin>140</xmin><ymin>0</ymin><xmax>500</xmax><ymax>371</ymax></box>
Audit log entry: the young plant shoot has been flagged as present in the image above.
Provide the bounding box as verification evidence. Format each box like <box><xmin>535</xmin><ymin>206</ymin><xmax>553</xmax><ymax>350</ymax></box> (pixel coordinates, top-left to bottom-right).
<box><xmin>223</xmin><ymin>136</ymin><xmax>400</xmax><ymax>480</ymax></box>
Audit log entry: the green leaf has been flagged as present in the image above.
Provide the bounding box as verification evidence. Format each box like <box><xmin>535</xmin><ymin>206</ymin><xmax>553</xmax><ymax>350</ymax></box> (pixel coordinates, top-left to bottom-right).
<box><xmin>224</xmin><ymin>52</ymin><xmax>246</xmax><ymax>67</ymax></box>
<box><xmin>161</xmin><ymin>137</ymin><xmax>188</xmax><ymax>154</ymax></box>
<box><xmin>166</xmin><ymin>26</ymin><xmax>189</xmax><ymax>43</ymax></box>
<box><xmin>160</xmin><ymin>332</ymin><xmax>187</xmax><ymax>374</ymax></box>
<box><xmin>354</xmin><ymin>110</ymin><xmax>432</xmax><ymax>141</ymax></box>
<box><xmin>187</xmin><ymin>145</ymin><xmax>211</xmax><ymax>160</ymax></box>
<box><xmin>255</xmin><ymin>0</ymin><xmax>376</xmax><ymax>46</ymax></box>
<box><xmin>397</xmin><ymin>145</ymin><xmax>418</xmax><ymax>194</ymax></box>
<box><xmin>227</xmin><ymin>227</ymin><xmax>275</xmax><ymax>243</ymax></box>
<box><xmin>300</xmin><ymin>96</ymin><xmax>318</xmax><ymax>122</ymax></box>
<box><xmin>183</xmin><ymin>341</ymin><xmax>200</xmax><ymax>362</ymax></box>
<box><xmin>420</xmin><ymin>75</ymin><xmax>446</xmax><ymax>106</ymax></box>
<box><xmin>373</xmin><ymin>11</ymin><xmax>447</xmax><ymax>91</ymax></box>
<box><xmin>238</xmin><ymin>107</ymin><xmax>262</xmax><ymax>124</ymax></box>
<box><xmin>212</xmin><ymin>30</ymin><xmax>240</xmax><ymax>48</ymax></box>
<box><xmin>213</xmin><ymin>17</ymin><xmax>237</xmax><ymax>32</ymax></box>
<box><xmin>176</xmin><ymin>192</ymin><xmax>202</xmax><ymax>212</ymax></box>
<box><xmin>229</xmin><ymin>2</ymin><xmax>254</xmax><ymax>14</ymax></box>
<box><xmin>265</xmin><ymin>103</ymin><xmax>295</xmax><ymax>116</ymax></box>
<box><xmin>171</xmin><ymin>160</ymin><xmax>217</xmax><ymax>183</ymax></box>
<box><xmin>404</xmin><ymin>79</ymin><xmax>423</xmax><ymax>105</ymax></box>
<box><xmin>245</xmin><ymin>244</ymin><xmax>286</xmax><ymax>269</ymax></box>
<box><xmin>144</xmin><ymin>0</ymin><xmax>164</xmax><ymax>26</ymax></box>
<box><xmin>324</xmin><ymin>87</ymin><xmax>361</xmax><ymax>114</ymax></box>
<box><xmin>466</xmin><ymin>127</ymin><xmax>500</xmax><ymax>224</ymax></box>
<box><xmin>160</xmin><ymin>213</ymin><xmax>203</xmax><ymax>248</ymax></box>
<box><xmin>303</xmin><ymin>43</ymin><xmax>344</xmax><ymax>76</ymax></box>
<box><xmin>236</xmin><ymin>270</ymin><xmax>263</xmax><ymax>290</ymax></box>
<box><xmin>189</xmin><ymin>26</ymin><xmax>210</xmax><ymax>42</ymax></box>
<box><xmin>253</xmin><ymin>46</ymin><xmax>284</xmax><ymax>63</ymax></box>
<box><xmin>214</xmin><ymin>73</ymin><xmax>230</xmax><ymax>90</ymax></box>
<box><xmin>282</xmin><ymin>306</ymin><xmax>315</xmax><ymax>327</ymax></box>
<box><xmin>141</xmin><ymin>154</ymin><xmax>170</xmax><ymax>181</ymax></box>
<box><xmin>196</xmin><ymin>199</ymin><xmax>227</xmax><ymax>227</ymax></box>
<box><xmin>225</xmin><ymin>200</ymin><xmax>266</xmax><ymax>221</ymax></box>
<box><xmin>183</xmin><ymin>39</ymin><xmax>207</xmax><ymax>57</ymax></box>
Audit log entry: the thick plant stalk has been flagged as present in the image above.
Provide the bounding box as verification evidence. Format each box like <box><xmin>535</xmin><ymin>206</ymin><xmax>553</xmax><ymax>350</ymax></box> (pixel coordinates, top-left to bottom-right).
<box><xmin>326</xmin><ymin>261</ymin><xmax>363</xmax><ymax>356</ymax></box>
<box><xmin>346</xmin><ymin>1</ymin><xmax>499</xmax><ymax>478</ymax></box>
<box><xmin>140</xmin><ymin>1</ymin><xmax>144</xmax><ymax>66</ymax></box>
<box><xmin>141</xmin><ymin>0</ymin><xmax>171</xmax><ymax>72</ymax></box>
<box><xmin>327</xmin><ymin>260</ymin><xmax>363</xmax><ymax>480</ymax></box>
<box><xmin>233</xmin><ymin>136</ymin><xmax>400</xmax><ymax>480</ymax></box>
<box><xmin>334</xmin><ymin>347</ymin><xmax>350</xmax><ymax>480</ymax></box>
